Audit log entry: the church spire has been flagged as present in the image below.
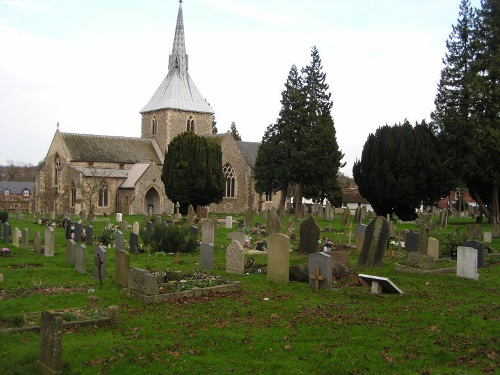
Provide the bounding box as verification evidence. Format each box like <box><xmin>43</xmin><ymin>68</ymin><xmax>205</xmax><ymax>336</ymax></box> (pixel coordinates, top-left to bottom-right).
<box><xmin>168</xmin><ymin>0</ymin><xmax>188</xmax><ymax>76</ymax></box>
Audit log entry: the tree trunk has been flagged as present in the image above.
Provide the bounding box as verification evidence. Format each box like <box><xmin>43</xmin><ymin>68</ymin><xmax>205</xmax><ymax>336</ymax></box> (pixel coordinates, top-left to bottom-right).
<box><xmin>279</xmin><ymin>186</ymin><xmax>287</xmax><ymax>214</ymax></box>
<box><xmin>294</xmin><ymin>182</ymin><xmax>304</xmax><ymax>218</ymax></box>
<box><xmin>469</xmin><ymin>186</ymin><xmax>493</xmax><ymax>223</ymax></box>
<box><xmin>491</xmin><ymin>185</ymin><xmax>500</xmax><ymax>225</ymax></box>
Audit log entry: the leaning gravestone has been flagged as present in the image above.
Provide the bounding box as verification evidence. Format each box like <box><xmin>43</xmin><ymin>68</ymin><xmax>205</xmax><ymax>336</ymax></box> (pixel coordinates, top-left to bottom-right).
<box><xmin>405</xmin><ymin>231</ymin><xmax>419</xmax><ymax>253</ymax></box>
<box><xmin>341</xmin><ymin>208</ymin><xmax>351</xmax><ymax>226</ymax></box>
<box><xmin>200</xmin><ymin>243</ymin><xmax>214</xmax><ymax>270</ymax></box>
<box><xmin>226</xmin><ymin>240</ymin><xmax>245</xmax><ymax>275</ymax></box>
<box><xmin>298</xmin><ymin>216</ymin><xmax>320</xmax><ymax>254</ymax></box>
<box><xmin>93</xmin><ymin>246</ymin><xmax>106</xmax><ymax>280</ymax></box>
<box><xmin>267</xmin><ymin>212</ymin><xmax>281</xmax><ymax>235</ymax></box>
<box><xmin>354</xmin><ymin>206</ymin><xmax>362</xmax><ymax>225</ymax></box>
<box><xmin>309</xmin><ymin>252</ymin><xmax>332</xmax><ymax>291</ymax></box>
<box><xmin>3</xmin><ymin>222</ymin><xmax>9</xmax><ymax>242</ymax></box>
<box><xmin>244</xmin><ymin>207</ymin><xmax>255</xmax><ymax>227</ymax></box>
<box><xmin>267</xmin><ymin>233</ymin><xmax>290</xmax><ymax>283</ymax></box>
<box><xmin>115</xmin><ymin>250</ymin><xmax>130</xmax><ymax>287</ymax></box>
<box><xmin>439</xmin><ymin>209</ymin><xmax>448</xmax><ymax>229</ymax></box>
<box><xmin>33</xmin><ymin>231</ymin><xmax>41</xmax><ymax>254</ymax></box>
<box><xmin>463</xmin><ymin>240</ymin><xmax>485</xmax><ymax>268</ymax></box>
<box><xmin>129</xmin><ymin>233</ymin><xmax>139</xmax><ymax>255</ymax></box>
<box><xmin>44</xmin><ymin>227</ymin><xmax>55</xmax><ymax>257</ymax></box>
<box><xmin>457</xmin><ymin>246</ymin><xmax>479</xmax><ymax>280</ymax></box>
<box><xmin>12</xmin><ymin>227</ymin><xmax>20</xmax><ymax>247</ymax></box>
<box><xmin>75</xmin><ymin>244</ymin><xmax>87</xmax><ymax>274</ymax></box>
<box><xmin>66</xmin><ymin>239</ymin><xmax>76</xmax><ymax>264</ymax></box>
<box><xmin>85</xmin><ymin>225</ymin><xmax>93</xmax><ymax>246</ymax></box>
<box><xmin>37</xmin><ymin>310</ymin><xmax>63</xmax><ymax>375</ymax></box>
<box><xmin>357</xmin><ymin>216</ymin><xmax>389</xmax><ymax>268</ymax></box>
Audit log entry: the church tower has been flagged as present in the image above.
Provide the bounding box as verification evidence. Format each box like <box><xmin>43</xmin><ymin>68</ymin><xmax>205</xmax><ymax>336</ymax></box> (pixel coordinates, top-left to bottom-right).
<box><xmin>140</xmin><ymin>1</ymin><xmax>214</xmax><ymax>156</ymax></box>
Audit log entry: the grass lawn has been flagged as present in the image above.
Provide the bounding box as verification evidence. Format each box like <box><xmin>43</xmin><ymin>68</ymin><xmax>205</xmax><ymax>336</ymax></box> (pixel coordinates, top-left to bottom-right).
<box><xmin>0</xmin><ymin>213</ymin><xmax>498</xmax><ymax>375</ymax></box>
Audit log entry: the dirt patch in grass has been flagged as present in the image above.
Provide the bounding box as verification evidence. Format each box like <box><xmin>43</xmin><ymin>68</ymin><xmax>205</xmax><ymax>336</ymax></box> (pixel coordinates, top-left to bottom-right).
<box><xmin>0</xmin><ymin>286</ymin><xmax>92</xmax><ymax>300</ymax></box>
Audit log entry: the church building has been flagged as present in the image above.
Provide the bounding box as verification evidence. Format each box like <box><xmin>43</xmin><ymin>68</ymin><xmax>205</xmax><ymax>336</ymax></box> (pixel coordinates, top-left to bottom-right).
<box><xmin>34</xmin><ymin>1</ymin><xmax>277</xmax><ymax>217</ymax></box>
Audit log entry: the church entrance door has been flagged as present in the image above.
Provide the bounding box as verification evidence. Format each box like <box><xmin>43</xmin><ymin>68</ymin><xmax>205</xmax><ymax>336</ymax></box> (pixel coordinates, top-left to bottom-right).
<box><xmin>144</xmin><ymin>187</ymin><xmax>161</xmax><ymax>215</ymax></box>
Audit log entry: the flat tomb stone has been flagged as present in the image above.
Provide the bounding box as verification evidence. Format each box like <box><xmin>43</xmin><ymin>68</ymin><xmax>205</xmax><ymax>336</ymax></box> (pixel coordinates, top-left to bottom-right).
<box><xmin>358</xmin><ymin>274</ymin><xmax>403</xmax><ymax>294</ymax></box>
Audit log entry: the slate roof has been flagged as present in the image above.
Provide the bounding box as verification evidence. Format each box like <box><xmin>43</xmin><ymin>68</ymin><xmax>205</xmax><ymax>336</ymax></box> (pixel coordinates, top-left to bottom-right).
<box><xmin>61</xmin><ymin>133</ymin><xmax>163</xmax><ymax>164</ymax></box>
<box><xmin>71</xmin><ymin>167</ymin><xmax>129</xmax><ymax>179</ymax></box>
<box><xmin>120</xmin><ymin>163</ymin><xmax>151</xmax><ymax>188</ymax></box>
<box><xmin>140</xmin><ymin>2</ymin><xmax>213</xmax><ymax>115</ymax></box>
<box><xmin>236</xmin><ymin>141</ymin><xmax>260</xmax><ymax>169</ymax></box>
<box><xmin>0</xmin><ymin>181</ymin><xmax>35</xmax><ymax>193</ymax></box>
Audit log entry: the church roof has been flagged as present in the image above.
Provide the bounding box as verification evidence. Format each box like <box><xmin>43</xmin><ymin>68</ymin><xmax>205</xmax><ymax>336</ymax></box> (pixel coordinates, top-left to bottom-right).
<box><xmin>61</xmin><ymin>133</ymin><xmax>163</xmax><ymax>164</ymax></box>
<box><xmin>140</xmin><ymin>2</ymin><xmax>214</xmax><ymax>115</ymax></box>
<box><xmin>120</xmin><ymin>162</ymin><xmax>151</xmax><ymax>188</ymax></box>
<box><xmin>236</xmin><ymin>141</ymin><xmax>261</xmax><ymax>169</ymax></box>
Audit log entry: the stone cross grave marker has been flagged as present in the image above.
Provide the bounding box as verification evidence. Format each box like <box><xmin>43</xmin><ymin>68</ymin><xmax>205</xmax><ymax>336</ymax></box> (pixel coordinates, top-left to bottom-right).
<box><xmin>416</xmin><ymin>214</ymin><xmax>435</xmax><ymax>255</ymax></box>
<box><xmin>298</xmin><ymin>216</ymin><xmax>320</xmax><ymax>254</ymax></box>
<box><xmin>358</xmin><ymin>274</ymin><xmax>403</xmax><ymax>294</ymax></box>
<box><xmin>457</xmin><ymin>246</ymin><xmax>479</xmax><ymax>280</ymax></box>
<box><xmin>226</xmin><ymin>240</ymin><xmax>245</xmax><ymax>275</ymax></box>
<box><xmin>309</xmin><ymin>252</ymin><xmax>332</xmax><ymax>291</ymax></box>
<box><xmin>37</xmin><ymin>310</ymin><xmax>63</xmax><ymax>375</ymax></box>
<box><xmin>175</xmin><ymin>202</ymin><xmax>181</xmax><ymax>219</ymax></box>
<box><xmin>357</xmin><ymin>216</ymin><xmax>389</xmax><ymax>268</ymax></box>
<box><xmin>267</xmin><ymin>233</ymin><xmax>290</xmax><ymax>283</ymax></box>
<box><xmin>44</xmin><ymin>227</ymin><xmax>55</xmax><ymax>257</ymax></box>
<box><xmin>75</xmin><ymin>244</ymin><xmax>87</xmax><ymax>274</ymax></box>
<box><xmin>93</xmin><ymin>246</ymin><xmax>106</xmax><ymax>284</ymax></box>
<box><xmin>115</xmin><ymin>249</ymin><xmax>130</xmax><ymax>287</ymax></box>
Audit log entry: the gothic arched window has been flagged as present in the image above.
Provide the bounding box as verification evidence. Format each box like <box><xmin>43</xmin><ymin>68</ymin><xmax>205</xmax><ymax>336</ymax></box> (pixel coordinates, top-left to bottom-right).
<box><xmin>186</xmin><ymin>116</ymin><xmax>195</xmax><ymax>132</ymax></box>
<box><xmin>223</xmin><ymin>163</ymin><xmax>235</xmax><ymax>198</ymax></box>
<box><xmin>152</xmin><ymin>116</ymin><xmax>158</xmax><ymax>136</ymax></box>
<box><xmin>70</xmin><ymin>183</ymin><xmax>77</xmax><ymax>207</ymax></box>
<box><xmin>54</xmin><ymin>153</ymin><xmax>61</xmax><ymax>185</ymax></box>
<box><xmin>98</xmin><ymin>185</ymin><xmax>108</xmax><ymax>207</ymax></box>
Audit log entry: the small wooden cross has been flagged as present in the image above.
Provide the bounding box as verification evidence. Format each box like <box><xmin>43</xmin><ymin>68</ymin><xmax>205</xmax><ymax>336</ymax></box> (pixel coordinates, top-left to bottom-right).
<box><xmin>309</xmin><ymin>267</ymin><xmax>324</xmax><ymax>291</ymax></box>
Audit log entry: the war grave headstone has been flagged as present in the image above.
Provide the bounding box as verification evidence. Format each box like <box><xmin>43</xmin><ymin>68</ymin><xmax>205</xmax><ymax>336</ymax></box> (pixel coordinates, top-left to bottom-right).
<box><xmin>33</xmin><ymin>231</ymin><xmax>41</xmax><ymax>254</ymax></box>
<box><xmin>44</xmin><ymin>227</ymin><xmax>55</xmax><ymax>257</ymax></box>
<box><xmin>12</xmin><ymin>227</ymin><xmax>20</xmax><ymax>247</ymax></box>
<box><xmin>93</xmin><ymin>246</ymin><xmax>106</xmax><ymax>283</ymax></box>
<box><xmin>427</xmin><ymin>237</ymin><xmax>439</xmax><ymax>260</ymax></box>
<box><xmin>267</xmin><ymin>233</ymin><xmax>290</xmax><ymax>283</ymax></box>
<box><xmin>200</xmin><ymin>243</ymin><xmax>214</xmax><ymax>270</ymax></box>
<box><xmin>226</xmin><ymin>240</ymin><xmax>245</xmax><ymax>275</ymax></box>
<box><xmin>21</xmin><ymin>228</ymin><xmax>30</xmax><ymax>250</ymax></box>
<box><xmin>463</xmin><ymin>240</ymin><xmax>485</xmax><ymax>268</ymax></box>
<box><xmin>483</xmin><ymin>232</ymin><xmax>492</xmax><ymax>244</ymax></box>
<box><xmin>228</xmin><ymin>232</ymin><xmax>245</xmax><ymax>248</ymax></box>
<box><xmin>226</xmin><ymin>216</ymin><xmax>233</xmax><ymax>229</ymax></box>
<box><xmin>357</xmin><ymin>216</ymin><xmax>389</xmax><ymax>268</ymax></box>
<box><xmin>405</xmin><ymin>231</ymin><xmax>419</xmax><ymax>253</ymax></box>
<box><xmin>75</xmin><ymin>244</ymin><xmax>87</xmax><ymax>274</ymax></box>
<box><xmin>66</xmin><ymin>239</ymin><xmax>76</xmax><ymax>264</ymax></box>
<box><xmin>267</xmin><ymin>212</ymin><xmax>281</xmax><ymax>235</ymax></box>
<box><xmin>354</xmin><ymin>206</ymin><xmax>362</xmax><ymax>225</ymax></box>
<box><xmin>115</xmin><ymin>249</ymin><xmax>130</xmax><ymax>287</ymax></box>
<box><xmin>72</xmin><ymin>221</ymin><xmax>81</xmax><ymax>242</ymax></box>
<box><xmin>465</xmin><ymin>224</ymin><xmax>481</xmax><ymax>240</ymax></box>
<box><xmin>309</xmin><ymin>252</ymin><xmax>332</xmax><ymax>291</ymax></box>
<box><xmin>132</xmin><ymin>222</ymin><xmax>140</xmax><ymax>235</ymax></box>
<box><xmin>201</xmin><ymin>220</ymin><xmax>215</xmax><ymax>244</ymax></box>
<box><xmin>439</xmin><ymin>209</ymin><xmax>448</xmax><ymax>229</ymax></box>
<box><xmin>85</xmin><ymin>225</ymin><xmax>93</xmax><ymax>246</ymax></box>
<box><xmin>298</xmin><ymin>216</ymin><xmax>320</xmax><ymax>254</ymax></box>
<box><xmin>457</xmin><ymin>246</ymin><xmax>479</xmax><ymax>280</ymax></box>
<box><xmin>37</xmin><ymin>310</ymin><xmax>63</xmax><ymax>375</ymax></box>
<box><xmin>341</xmin><ymin>208</ymin><xmax>351</xmax><ymax>226</ymax></box>
<box><xmin>358</xmin><ymin>274</ymin><xmax>403</xmax><ymax>295</ymax></box>
<box><xmin>2</xmin><ymin>222</ymin><xmax>8</xmax><ymax>242</ymax></box>
<box><xmin>129</xmin><ymin>233</ymin><xmax>139</xmax><ymax>255</ymax></box>
<box><xmin>116</xmin><ymin>213</ymin><xmax>122</xmax><ymax>222</ymax></box>
<box><xmin>116</xmin><ymin>231</ymin><xmax>124</xmax><ymax>250</ymax></box>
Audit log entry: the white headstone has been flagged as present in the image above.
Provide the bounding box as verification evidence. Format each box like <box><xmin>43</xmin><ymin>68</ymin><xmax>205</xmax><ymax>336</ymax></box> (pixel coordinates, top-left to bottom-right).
<box><xmin>483</xmin><ymin>232</ymin><xmax>492</xmax><ymax>244</ymax></box>
<box><xmin>133</xmin><ymin>222</ymin><xmax>140</xmax><ymax>235</ymax></box>
<box><xmin>116</xmin><ymin>213</ymin><xmax>123</xmax><ymax>222</ymax></box>
<box><xmin>457</xmin><ymin>246</ymin><xmax>479</xmax><ymax>280</ymax></box>
<box><xmin>226</xmin><ymin>216</ymin><xmax>233</xmax><ymax>229</ymax></box>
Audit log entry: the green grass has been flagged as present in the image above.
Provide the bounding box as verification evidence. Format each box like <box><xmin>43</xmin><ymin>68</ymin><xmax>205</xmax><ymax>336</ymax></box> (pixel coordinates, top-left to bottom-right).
<box><xmin>0</xmin><ymin>213</ymin><xmax>499</xmax><ymax>374</ymax></box>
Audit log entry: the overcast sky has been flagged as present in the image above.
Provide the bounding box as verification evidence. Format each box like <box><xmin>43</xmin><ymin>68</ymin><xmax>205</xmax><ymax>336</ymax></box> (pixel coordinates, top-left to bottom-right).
<box><xmin>0</xmin><ymin>0</ymin><xmax>480</xmax><ymax>176</ymax></box>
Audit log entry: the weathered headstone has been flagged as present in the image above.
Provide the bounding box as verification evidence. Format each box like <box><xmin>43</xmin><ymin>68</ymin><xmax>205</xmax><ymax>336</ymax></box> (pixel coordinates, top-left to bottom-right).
<box><xmin>201</xmin><ymin>220</ymin><xmax>215</xmax><ymax>244</ymax></box>
<box><xmin>228</xmin><ymin>232</ymin><xmax>246</xmax><ymax>248</ymax></box>
<box><xmin>85</xmin><ymin>225</ymin><xmax>93</xmax><ymax>246</ymax></box>
<box><xmin>427</xmin><ymin>237</ymin><xmax>439</xmax><ymax>260</ymax></box>
<box><xmin>115</xmin><ymin>231</ymin><xmax>124</xmax><ymax>250</ymax></box>
<box><xmin>405</xmin><ymin>231</ymin><xmax>419</xmax><ymax>253</ymax></box>
<box><xmin>267</xmin><ymin>233</ymin><xmax>290</xmax><ymax>283</ymax></box>
<box><xmin>463</xmin><ymin>240</ymin><xmax>485</xmax><ymax>268</ymax></box>
<box><xmin>330</xmin><ymin>250</ymin><xmax>349</xmax><ymax>267</ymax></box>
<box><xmin>201</xmin><ymin>206</ymin><xmax>209</xmax><ymax>219</ymax></box>
<box><xmin>354</xmin><ymin>206</ymin><xmax>362</xmax><ymax>224</ymax></box>
<box><xmin>200</xmin><ymin>243</ymin><xmax>214</xmax><ymax>270</ymax></box>
<box><xmin>465</xmin><ymin>224</ymin><xmax>481</xmax><ymax>240</ymax></box>
<box><xmin>187</xmin><ymin>205</ymin><xmax>195</xmax><ymax>224</ymax></box>
<box><xmin>226</xmin><ymin>240</ymin><xmax>245</xmax><ymax>275</ymax></box>
<box><xmin>33</xmin><ymin>231</ymin><xmax>41</xmax><ymax>254</ymax></box>
<box><xmin>75</xmin><ymin>244</ymin><xmax>87</xmax><ymax>274</ymax></box>
<box><xmin>74</xmin><ymin>221</ymin><xmax>82</xmax><ymax>242</ymax></box>
<box><xmin>44</xmin><ymin>227</ymin><xmax>55</xmax><ymax>257</ymax></box>
<box><xmin>439</xmin><ymin>209</ymin><xmax>448</xmax><ymax>229</ymax></box>
<box><xmin>12</xmin><ymin>227</ymin><xmax>20</xmax><ymax>247</ymax></box>
<box><xmin>3</xmin><ymin>222</ymin><xmax>9</xmax><ymax>242</ymax></box>
<box><xmin>37</xmin><ymin>310</ymin><xmax>63</xmax><ymax>375</ymax></box>
<box><xmin>120</xmin><ymin>220</ymin><xmax>128</xmax><ymax>232</ymax></box>
<box><xmin>132</xmin><ymin>222</ymin><xmax>140</xmax><ymax>235</ymax></box>
<box><xmin>226</xmin><ymin>216</ymin><xmax>233</xmax><ymax>229</ymax></box>
<box><xmin>309</xmin><ymin>252</ymin><xmax>332</xmax><ymax>291</ymax></box>
<box><xmin>457</xmin><ymin>246</ymin><xmax>479</xmax><ymax>280</ymax></box>
<box><xmin>355</xmin><ymin>233</ymin><xmax>365</xmax><ymax>254</ymax></box>
<box><xmin>129</xmin><ymin>233</ymin><xmax>139</xmax><ymax>255</ymax></box>
<box><xmin>298</xmin><ymin>216</ymin><xmax>321</xmax><ymax>254</ymax></box>
<box><xmin>66</xmin><ymin>239</ymin><xmax>76</xmax><ymax>264</ymax></box>
<box><xmin>267</xmin><ymin>212</ymin><xmax>281</xmax><ymax>235</ymax></box>
<box><xmin>116</xmin><ymin>213</ymin><xmax>123</xmax><ymax>222</ymax></box>
<box><xmin>341</xmin><ymin>208</ymin><xmax>351</xmax><ymax>226</ymax></box>
<box><xmin>325</xmin><ymin>201</ymin><xmax>333</xmax><ymax>222</ymax></box>
<box><xmin>65</xmin><ymin>220</ymin><xmax>72</xmax><ymax>240</ymax></box>
<box><xmin>128</xmin><ymin>268</ymin><xmax>158</xmax><ymax>296</ymax></box>
<box><xmin>355</xmin><ymin>224</ymin><xmax>367</xmax><ymax>236</ymax></box>
<box><xmin>357</xmin><ymin>216</ymin><xmax>389</xmax><ymax>268</ymax></box>
<box><xmin>93</xmin><ymin>246</ymin><xmax>106</xmax><ymax>281</ymax></box>
<box><xmin>115</xmin><ymin>250</ymin><xmax>130</xmax><ymax>287</ymax></box>
<box><xmin>244</xmin><ymin>207</ymin><xmax>255</xmax><ymax>227</ymax></box>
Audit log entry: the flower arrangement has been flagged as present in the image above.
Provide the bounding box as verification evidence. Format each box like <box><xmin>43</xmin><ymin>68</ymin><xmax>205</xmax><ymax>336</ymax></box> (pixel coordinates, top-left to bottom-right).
<box><xmin>1</xmin><ymin>247</ymin><xmax>10</xmax><ymax>256</ymax></box>
<box><xmin>255</xmin><ymin>239</ymin><xmax>268</xmax><ymax>251</ymax></box>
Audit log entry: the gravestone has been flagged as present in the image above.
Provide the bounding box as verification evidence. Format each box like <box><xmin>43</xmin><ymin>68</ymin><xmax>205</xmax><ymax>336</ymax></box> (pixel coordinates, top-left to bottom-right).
<box><xmin>325</xmin><ymin>201</ymin><xmax>333</xmax><ymax>222</ymax></box>
<box><xmin>2</xmin><ymin>222</ymin><xmax>9</xmax><ymax>242</ymax></box>
<box><xmin>174</xmin><ymin>202</ymin><xmax>181</xmax><ymax>219</ymax></box>
<box><xmin>93</xmin><ymin>246</ymin><xmax>106</xmax><ymax>281</ymax></box>
<box><xmin>355</xmin><ymin>233</ymin><xmax>365</xmax><ymax>254</ymax></box>
<box><xmin>44</xmin><ymin>227</ymin><xmax>55</xmax><ymax>257</ymax></box>
<box><xmin>74</xmin><ymin>221</ymin><xmax>82</xmax><ymax>242</ymax></box>
<box><xmin>85</xmin><ymin>225</ymin><xmax>93</xmax><ymax>246</ymax></box>
<box><xmin>200</xmin><ymin>243</ymin><xmax>214</xmax><ymax>270</ymax></box>
<box><xmin>298</xmin><ymin>216</ymin><xmax>320</xmax><ymax>254</ymax></box>
<box><xmin>226</xmin><ymin>240</ymin><xmax>245</xmax><ymax>275</ymax></box>
<box><xmin>354</xmin><ymin>206</ymin><xmax>362</xmax><ymax>224</ymax></box>
<box><xmin>211</xmin><ymin>217</ymin><xmax>219</xmax><ymax>236</ymax></box>
<box><xmin>465</xmin><ymin>224</ymin><xmax>481</xmax><ymax>240</ymax></box>
<box><xmin>405</xmin><ymin>231</ymin><xmax>419</xmax><ymax>253</ymax></box>
<box><xmin>120</xmin><ymin>220</ymin><xmax>128</xmax><ymax>232</ymax></box>
<box><xmin>357</xmin><ymin>216</ymin><xmax>389</xmax><ymax>268</ymax></box>
<box><xmin>330</xmin><ymin>251</ymin><xmax>349</xmax><ymax>267</ymax></box>
<box><xmin>228</xmin><ymin>232</ymin><xmax>246</xmax><ymax>248</ymax></box>
<box><xmin>115</xmin><ymin>231</ymin><xmax>124</xmax><ymax>250</ymax></box>
<box><xmin>226</xmin><ymin>216</ymin><xmax>233</xmax><ymax>229</ymax></box>
<box><xmin>132</xmin><ymin>222</ymin><xmax>140</xmax><ymax>235</ymax></box>
<box><xmin>128</xmin><ymin>268</ymin><xmax>158</xmax><ymax>296</ymax></box>
<box><xmin>245</xmin><ymin>207</ymin><xmax>255</xmax><ymax>227</ymax></box>
<box><xmin>483</xmin><ymin>232</ymin><xmax>492</xmax><ymax>244</ymax></box>
<box><xmin>267</xmin><ymin>233</ymin><xmax>290</xmax><ymax>283</ymax></box>
<box><xmin>309</xmin><ymin>252</ymin><xmax>332</xmax><ymax>291</ymax></box>
<box><xmin>201</xmin><ymin>220</ymin><xmax>215</xmax><ymax>244</ymax></box>
<box><xmin>201</xmin><ymin>206</ymin><xmax>209</xmax><ymax>219</ymax></box>
<box><xmin>355</xmin><ymin>224</ymin><xmax>367</xmax><ymax>236</ymax></box>
<box><xmin>361</xmin><ymin>206</ymin><xmax>367</xmax><ymax>221</ymax></box>
<box><xmin>457</xmin><ymin>246</ymin><xmax>479</xmax><ymax>280</ymax></box>
<box><xmin>267</xmin><ymin>212</ymin><xmax>281</xmax><ymax>235</ymax></box>
<box><xmin>428</xmin><ymin>237</ymin><xmax>439</xmax><ymax>260</ymax></box>
<box><xmin>65</xmin><ymin>220</ymin><xmax>72</xmax><ymax>239</ymax></box>
<box><xmin>66</xmin><ymin>239</ymin><xmax>76</xmax><ymax>264</ymax></box>
<box><xmin>75</xmin><ymin>244</ymin><xmax>87</xmax><ymax>274</ymax></box>
<box><xmin>37</xmin><ymin>310</ymin><xmax>63</xmax><ymax>375</ymax></box>
<box><xmin>196</xmin><ymin>206</ymin><xmax>202</xmax><ymax>220</ymax></box>
<box><xmin>33</xmin><ymin>231</ymin><xmax>41</xmax><ymax>254</ymax></box>
<box><xmin>358</xmin><ymin>274</ymin><xmax>403</xmax><ymax>294</ymax></box>
<box><xmin>115</xmin><ymin>250</ymin><xmax>130</xmax><ymax>287</ymax></box>
<box><xmin>116</xmin><ymin>213</ymin><xmax>122</xmax><ymax>222</ymax></box>
<box><xmin>463</xmin><ymin>240</ymin><xmax>485</xmax><ymax>268</ymax></box>
<box><xmin>439</xmin><ymin>209</ymin><xmax>448</xmax><ymax>229</ymax></box>
<box><xmin>341</xmin><ymin>208</ymin><xmax>351</xmax><ymax>226</ymax></box>
<box><xmin>187</xmin><ymin>205</ymin><xmax>195</xmax><ymax>224</ymax></box>
<box><xmin>19</xmin><ymin>228</ymin><xmax>28</xmax><ymax>250</ymax></box>
<box><xmin>190</xmin><ymin>225</ymin><xmax>198</xmax><ymax>237</ymax></box>
<box><xmin>12</xmin><ymin>227</ymin><xmax>20</xmax><ymax>247</ymax></box>
<box><xmin>129</xmin><ymin>233</ymin><xmax>139</xmax><ymax>255</ymax></box>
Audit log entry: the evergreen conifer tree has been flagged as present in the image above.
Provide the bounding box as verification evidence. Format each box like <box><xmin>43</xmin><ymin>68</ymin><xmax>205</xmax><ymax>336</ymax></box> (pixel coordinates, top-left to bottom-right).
<box><xmin>230</xmin><ymin>121</ymin><xmax>242</xmax><ymax>141</ymax></box>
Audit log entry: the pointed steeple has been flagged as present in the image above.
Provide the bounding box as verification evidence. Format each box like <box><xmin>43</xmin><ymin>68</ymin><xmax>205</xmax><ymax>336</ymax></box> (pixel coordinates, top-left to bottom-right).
<box><xmin>168</xmin><ymin>0</ymin><xmax>188</xmax><ymax>76</ymax></box>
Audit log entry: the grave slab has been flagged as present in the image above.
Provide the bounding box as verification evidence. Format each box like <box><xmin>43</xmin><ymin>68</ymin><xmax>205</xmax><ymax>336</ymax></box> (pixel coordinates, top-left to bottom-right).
<box><xmin>358</xmin><ymin>274</ymin><xmax>403</xmax><ymax>294</ymax></box>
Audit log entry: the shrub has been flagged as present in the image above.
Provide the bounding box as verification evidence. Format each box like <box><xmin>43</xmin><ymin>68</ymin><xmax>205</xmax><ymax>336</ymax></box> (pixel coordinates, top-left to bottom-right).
<box><xmin>98</xmin><ymin>225</ymin><xmax>117</xmax><ymax>246</ymax></box>
<box><xmin>140</xmin><ymin>223</ymin><xmax>198</xmax><ymax>253</ymax></box>
<box><xmin>289</xmin><ymin>264</ymin><xmax>309</xmax><ymax>282</ymax></box>
<box><xmin>0</xmin><ymin>210</ymin><xmax>8</xmax><ymax>223</ymax></box>
<box><xmin>434</xmin><ymin>229</ymin><xmax>467</xmax><ymax>259</ymax></box>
